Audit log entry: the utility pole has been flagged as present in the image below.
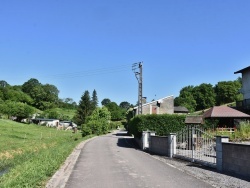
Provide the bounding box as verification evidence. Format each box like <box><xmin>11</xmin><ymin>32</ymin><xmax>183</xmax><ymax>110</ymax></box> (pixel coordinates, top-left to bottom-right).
<box><xmin>132</xmin><ymin>62</ymin><xmax>143</xmax><ymax>115</ymax></box>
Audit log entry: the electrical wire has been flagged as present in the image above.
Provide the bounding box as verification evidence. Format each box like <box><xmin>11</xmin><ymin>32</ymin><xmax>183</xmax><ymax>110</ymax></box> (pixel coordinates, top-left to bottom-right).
<box><xmin>34</xmin><ymin>64</ymin><xmax>133</xmax><ymax>80</ymax></box>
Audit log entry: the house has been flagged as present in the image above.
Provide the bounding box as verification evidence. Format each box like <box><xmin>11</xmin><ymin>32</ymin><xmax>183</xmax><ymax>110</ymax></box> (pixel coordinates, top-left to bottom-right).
<box><xmin>133</xmin><ymin>95</ymin><xmax>174</xmax><ymax>115</ymax></box>
<box><xmin>234</xmin><ymin>66</ymin><xmax>250</xmax><ymax>114</ymax></box>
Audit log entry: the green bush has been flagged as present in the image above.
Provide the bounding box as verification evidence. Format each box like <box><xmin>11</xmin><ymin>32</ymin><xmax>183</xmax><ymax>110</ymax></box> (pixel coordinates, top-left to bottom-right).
<box><xmin>109</xmin><ymin>121</ymin><xmax>122</xmax><ymax>130</ymax></box>
<box><xmin>82</xmin><ymin>124</ymin><xmax>92</xmax><ymax>137</ymax></box>
<box><xmin>128</xmin><ymin>114</ymin><xmax>186</xmax><ymax>138</ymax></box>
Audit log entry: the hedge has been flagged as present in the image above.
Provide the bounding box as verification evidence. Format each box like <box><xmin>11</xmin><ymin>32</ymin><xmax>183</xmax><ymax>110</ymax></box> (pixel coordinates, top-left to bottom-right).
<box><xmin>128</xmin><ymin>114</ymin><xmax>186</xmax><ymax>138</ymax></box>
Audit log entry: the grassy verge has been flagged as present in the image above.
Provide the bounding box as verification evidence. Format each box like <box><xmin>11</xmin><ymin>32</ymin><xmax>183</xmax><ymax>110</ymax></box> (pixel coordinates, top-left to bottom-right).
<box><xmin>0</xmin><ymin>119</ymin><xmax>93</xmax><ymax>187</ymax></box>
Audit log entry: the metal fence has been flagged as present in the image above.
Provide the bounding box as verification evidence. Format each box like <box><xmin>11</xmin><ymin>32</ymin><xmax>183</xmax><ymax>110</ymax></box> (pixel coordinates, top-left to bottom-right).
<box><xmin>173</xmin><ymin>125</ymin><xmax>216</xmax><ymax>168</ymax></box>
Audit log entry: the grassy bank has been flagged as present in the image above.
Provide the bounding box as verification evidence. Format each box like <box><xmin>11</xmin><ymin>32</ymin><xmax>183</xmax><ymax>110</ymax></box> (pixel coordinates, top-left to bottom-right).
<box><xmin>0</xmin><ymin>119</ymin><xmax>93</xmax><ymax>187</ymax></box>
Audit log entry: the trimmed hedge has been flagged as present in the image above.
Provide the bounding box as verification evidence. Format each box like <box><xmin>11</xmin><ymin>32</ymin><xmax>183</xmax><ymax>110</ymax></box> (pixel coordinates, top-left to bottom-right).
<box><xmin>128</xmin><ymin>114</ymin><xmax>186</xmax><ymax>138</ymax></box>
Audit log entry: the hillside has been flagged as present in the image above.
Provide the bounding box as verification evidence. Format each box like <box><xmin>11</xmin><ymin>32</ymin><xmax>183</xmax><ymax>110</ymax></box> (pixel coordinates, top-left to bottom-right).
<box><xmin>0</xmin><ymin>119</ymin><xmax>92</xmax><ymax>187</ymax></box>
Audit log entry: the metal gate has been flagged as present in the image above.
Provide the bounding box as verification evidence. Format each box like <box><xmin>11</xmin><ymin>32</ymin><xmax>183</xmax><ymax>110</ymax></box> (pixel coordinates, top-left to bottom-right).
<box><xmin>173</xmin><ymin>126</ymin><xmax>216</xmax><ymax>168</ymax></box>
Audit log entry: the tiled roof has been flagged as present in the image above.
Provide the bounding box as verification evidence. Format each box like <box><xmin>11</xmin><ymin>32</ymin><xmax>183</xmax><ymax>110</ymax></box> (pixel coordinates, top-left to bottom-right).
<box><xmin>185</xmin><ymin>115</ymin><xmax>204</xmax><ymax>124</ymax></box>
<box><xmin>203</xmin><ymin>106</ymin><xmax>250</xmax><ymax>118</ymax></box>
<box><xmin>174</xmin><ymin>106</ymin><xmax>189</xmax><ymax>113</ymax></box>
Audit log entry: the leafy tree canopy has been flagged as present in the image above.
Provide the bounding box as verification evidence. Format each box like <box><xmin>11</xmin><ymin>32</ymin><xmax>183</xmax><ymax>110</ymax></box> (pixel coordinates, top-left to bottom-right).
<box><xmin>105</xmin><ymin>102</ymin><xmax>123</xmax><ymax>121</ymax></box>
<box><xmin>119</xmin><ymin>101</ymin><xmax>131</xmax><ymax>110</ymax></box>
<box><xmin>215</xmin><ymin>80</ymin><xmax>242</xmax><ymax>105</ymax></box>
<box><xmin>101</xmin><ymin>98</ymin><xmax>111</xmax><ymax>106</ymax></box>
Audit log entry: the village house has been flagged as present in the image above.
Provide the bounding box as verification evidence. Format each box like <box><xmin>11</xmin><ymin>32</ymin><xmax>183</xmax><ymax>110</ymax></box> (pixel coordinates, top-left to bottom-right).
<box><xmin>133</xmin><ymin>95</ymin><xmax>174</xmax><ymax>115</ymax></box>
<box><xmin>234</xmin><ymin>66</ymin><xmax>250</xmax><ymax>114</ymax></box>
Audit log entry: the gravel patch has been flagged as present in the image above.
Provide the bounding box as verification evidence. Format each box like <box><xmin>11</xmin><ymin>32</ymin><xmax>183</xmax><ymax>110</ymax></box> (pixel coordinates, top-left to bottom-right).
<box><xmin>150</xmin><ymin>154</ymin><xmax>250</xmax><ymax>188</ymax></box>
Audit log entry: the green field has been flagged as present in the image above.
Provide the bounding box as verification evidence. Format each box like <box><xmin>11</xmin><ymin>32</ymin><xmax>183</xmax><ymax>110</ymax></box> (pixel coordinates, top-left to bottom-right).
<box><xmin>0</xmin><ymin>119</ymin><xmax>93</xmax><ymax>187</ymax></box>
<box><xmin>53</xmin><ymin>108</ymin><xmax>76</xmax><ymax>120</ymax></box>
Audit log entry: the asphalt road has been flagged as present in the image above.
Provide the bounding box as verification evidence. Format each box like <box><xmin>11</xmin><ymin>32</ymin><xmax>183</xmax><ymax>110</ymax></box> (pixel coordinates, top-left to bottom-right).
<box><xmin>65</xmin><ymin>131</ymin><xmax>213</xmax><ymax>188</ymax></box>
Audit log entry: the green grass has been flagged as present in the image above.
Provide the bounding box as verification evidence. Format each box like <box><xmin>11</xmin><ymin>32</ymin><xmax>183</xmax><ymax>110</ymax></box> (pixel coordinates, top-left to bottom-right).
<box><xmin>0</xmin><ymin>119</ymin><xmax>93</xmax><ymax>187</ymax></box>
<box><xmin>53</xmin><ymin>108</ymin><xmax>76</xmax><ymax>120</ymax></box>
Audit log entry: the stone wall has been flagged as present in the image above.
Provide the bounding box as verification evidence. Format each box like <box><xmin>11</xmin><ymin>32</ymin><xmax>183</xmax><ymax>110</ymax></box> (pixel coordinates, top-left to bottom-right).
<box><xmin>222</xmin><ymin>143</ymin><xmax>250</xmax><ymax>178</ymax></box>
<box><xmin>149</xmin><ymin>136</ymin><xmax>169</xmax><ymax>156</ymax></box>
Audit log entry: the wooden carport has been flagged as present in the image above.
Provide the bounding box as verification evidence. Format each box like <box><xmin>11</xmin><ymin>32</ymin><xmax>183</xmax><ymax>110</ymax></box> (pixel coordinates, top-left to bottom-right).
<box><xmin>202</xmin><ymin>106</ymin><xmax>250</xmax><ymax>127</ymax></box>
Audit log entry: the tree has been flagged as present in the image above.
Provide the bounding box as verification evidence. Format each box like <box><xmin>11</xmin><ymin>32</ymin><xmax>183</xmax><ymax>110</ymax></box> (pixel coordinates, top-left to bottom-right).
<box><xmin>105</xmin><ymin>102</ymin><xmax>123</xmax><ymax>121</ymax></box>
<box><xmin>74</xmin><ymin>90</ymin><xmax>92</xmax><ymax>125</ymax></box>
<box><xmin>0</xmin><ymin>101</ymin><xmax>34</xmax><ymax>121</ymax></box>
<box><xmin>42</xmin><ymin>84</ymin><xmax>59</xmax><ymax>104</ymax></box>
<box><xmin>192</xmin><ymin>83</ymin><xmax>215</xmax><ymax>111</ymax></box>
<box><xmin>83</xmin><ymin>106</ymin><xmax>111</xmax><ymax>136</ymax></box>
<box><xmin>119</xmin><ymin>101</ymin><xmax>131</xmax><ymax>110</ymax></box>
<box><xmin>174</xmin><ymin>86</ymin><xmax>197</xmax><ymax>112</ymax></box>
<box><xmin>101</xmin><ymin>98</ymin><xmax>111</xmax><ymax>106</ymax></box>
<box><xmin>22</xmin><ymin>78</ymin><xmax>41</xmax><ymax>94</ymax></box>
<box><xmin>91</xmin><ymin>89</ymin><xmax>98</xmax><ymax>110</ymax></box>
<box><xmin>215</xmin><ymin>80</ymin><xmax>242</xmax><ymax>105</ymax></box>
<box><xmin>0</xmin><ymin>80</ymin><xmax>9</xmax><ymax>88</ymax></box>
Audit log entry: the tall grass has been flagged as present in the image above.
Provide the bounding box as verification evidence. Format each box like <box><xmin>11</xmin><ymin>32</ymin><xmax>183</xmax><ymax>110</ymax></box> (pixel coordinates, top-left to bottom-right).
<box><xmin>0</xmin><ymin>119</ymin><xmax>93</xmax><ymax>187</ymax></box>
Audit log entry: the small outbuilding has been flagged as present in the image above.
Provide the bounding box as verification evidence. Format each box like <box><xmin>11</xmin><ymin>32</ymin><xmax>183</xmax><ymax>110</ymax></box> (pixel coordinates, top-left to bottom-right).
<box><xmin>202</xmin><ymin>106</ymin><xmax>250</xmax><ymax>127</ymax></box>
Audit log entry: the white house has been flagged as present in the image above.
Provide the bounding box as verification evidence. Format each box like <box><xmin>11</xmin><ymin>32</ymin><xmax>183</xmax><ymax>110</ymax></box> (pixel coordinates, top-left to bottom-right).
<box><xmin>133</xmin><ymin>95</ymin><xmax>174</xmax><ymax>115</ymax></box>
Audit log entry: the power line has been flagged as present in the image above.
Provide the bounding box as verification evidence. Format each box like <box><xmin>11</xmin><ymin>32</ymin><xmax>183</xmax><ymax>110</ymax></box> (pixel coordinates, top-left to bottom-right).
<box><xmin>32</xmin><ymin>64</ymin><xmax>132</xmax><ymax>80</ymax></box>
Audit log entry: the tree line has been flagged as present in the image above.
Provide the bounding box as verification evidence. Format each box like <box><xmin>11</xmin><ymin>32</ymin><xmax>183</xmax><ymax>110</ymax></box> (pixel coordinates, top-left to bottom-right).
<box><xmin>0</xmin><ymin>78</ymin><xmax>133</xmax><ymax>126</ymax></box>
<box><xmin>174</xmin><ymin>78</ymin><xmax>242</xmax><ymax>112</ymax></box>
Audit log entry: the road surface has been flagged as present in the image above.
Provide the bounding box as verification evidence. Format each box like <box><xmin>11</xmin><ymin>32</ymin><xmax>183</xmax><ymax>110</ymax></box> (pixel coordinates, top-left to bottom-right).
<box><xmin>65</xmin><ymin>131</ymin><xmax>213</xmax><ymax>188</ymax></box>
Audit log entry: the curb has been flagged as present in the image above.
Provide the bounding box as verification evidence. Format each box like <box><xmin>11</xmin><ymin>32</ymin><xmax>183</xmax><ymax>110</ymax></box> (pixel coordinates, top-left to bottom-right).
<box><xmin>46</xmin><ymin>136</ymin><xmax>97</xmax><ymax>188</ymax></box>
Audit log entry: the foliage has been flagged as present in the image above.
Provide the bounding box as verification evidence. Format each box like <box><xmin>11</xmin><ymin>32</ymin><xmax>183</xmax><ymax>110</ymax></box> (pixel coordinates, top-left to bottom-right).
<box><xmin>74</xmin><ymin>90</ymin><xmax>92</xmax><ymax>125</ymax></box>
<box><xmin>105</xmin><ymin>102</ymin><xmax>123</xmax><ymax>121</ymax></box>
<box><xmin>175</xmin><ymin>78</ymin><xmax>242</xmax><ymax>112</ymax></box>
<box><xmin>119</xmin><ymin>101</ymin><xmax>132</xmax><ymax>110</ymax></box>
<box><xmin>0</xmin><ymin>119</ymin><xmax>94</xmax><ymax>187</ymax></box>
<box><xmin>0</xmin><ymin>80</ymin><xmax>9</xmax><ymax>88</ymax></box>
<box><xmin>192</xmin><ymin>83</ymin><xmax>215</xmax><ymax>111</ymax></box>
<box><xmin>215</xmin><ymin>80</ymin><xmax>242</xmax><ymax>105</ymax></box>
<box><xmin>101</xmin><ymin>98</ymin><xmax>111</xmax><ymax>106</ymax></box>
<box><xmin>174</xmin><ymin>86</ymin><xmax>197</xmax><ymax>112</ymax></box>
<box><xmin>86</xmin><ymin>106</ymin><xmax>111</xmax><ymax>122</ymax></box>
<box><xmin>82</xmin><ymin>107</ymin><xmax>111</xmax><ymax>136</ymax></box>
<box><xmin>58</xmin><ymin>98</ymin><xmax>77</xmax><ymax>109</ymax></box>
<box><xmin>109</xmin><ymin>121</ymin><xmax>122</xmax><ymax>130</ymax></box>
<box><xmin>128</xmin><ymin>114</ymin><xmax>186</xmax><ymax>138</ymax></box>
<box><xmin>42</xmin><ymin>109</ymin><xmax>60</xmax><ymax>119</ymax></box>
<box><xmin>91</xmin><ymin>89</ymin><xmax>98</xmax><ymax>110</ymax></box>
<box><xmin>22</xmin><ymin>78</ymin><xmax>59</xmax><ymax>110</ymax></box>
<box><xmin>0</xmin><ymin>101</ymin><xmax>35</xmax><ymax>121</ymax></box>
<box><xmin>82</xmin><ymin>124</ymin><xmax>93</xmax><ymax>137</ymax></box>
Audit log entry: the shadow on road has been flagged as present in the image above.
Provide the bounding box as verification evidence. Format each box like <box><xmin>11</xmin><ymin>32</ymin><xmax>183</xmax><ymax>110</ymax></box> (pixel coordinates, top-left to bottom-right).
<box><xmin>113</xmin><ymin>132</ymin><xmax>129</xmax><ymax>137</ymax></box>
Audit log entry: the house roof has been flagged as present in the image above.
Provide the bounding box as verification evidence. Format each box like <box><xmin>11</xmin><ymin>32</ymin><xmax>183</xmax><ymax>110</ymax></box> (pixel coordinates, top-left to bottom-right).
<box><xmin>185</xmin><ymin>115</ymin><xmax>204</xmax><ymax>124</ymax></box>
<box><xmin>174</xmin><ymin>106</ymin><xmax>189</xmax><ymax>113</ymax></box>
<box><xmin>234</xmin><ymin>66</ymin><xmax>250</xmax><ymax>74</ymax></box>
<box><xmin>133</xmin><ymin>95</ymin><xmax>174</xmax><ymax>109</ymax></box>
<box><xmin>203</xmin><ymin>106</ymin><xmax>250</xmax><ymax>118</ymax></box>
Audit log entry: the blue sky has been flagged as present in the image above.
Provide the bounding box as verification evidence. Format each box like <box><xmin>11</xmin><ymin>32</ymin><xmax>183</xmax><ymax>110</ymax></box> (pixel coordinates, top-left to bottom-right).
<box><xmin>0</xmin><ymin>0</ymin><xmax>250</xmax><ymax>106</ymax></box>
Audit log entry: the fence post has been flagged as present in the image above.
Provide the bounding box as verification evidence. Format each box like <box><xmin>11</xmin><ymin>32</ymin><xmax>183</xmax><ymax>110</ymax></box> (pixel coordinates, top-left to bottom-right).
<box><xmin>168</xmin><ymin>133</ymin><xmax>176</xmax><ymax>158</ymax></box>
<box><xmin>216</xmin><ymin>136</ymin><xmax>229</xmax><ymax>171</ymax></box>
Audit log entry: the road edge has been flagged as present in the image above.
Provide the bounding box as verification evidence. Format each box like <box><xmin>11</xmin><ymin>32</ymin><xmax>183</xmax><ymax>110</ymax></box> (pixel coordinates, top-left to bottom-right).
<box><xmin>46</xmin><ymin>136</ymin><xmax>97</xmax><ymax>188</ymax></box>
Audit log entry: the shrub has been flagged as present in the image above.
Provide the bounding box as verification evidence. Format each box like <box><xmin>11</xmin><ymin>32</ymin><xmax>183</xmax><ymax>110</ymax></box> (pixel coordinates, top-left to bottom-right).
<box><xmin>82</xmin><ymin>124</ymin><xmax>92</xmax><ymax>137</ymax></box>
<box><xmin>109</xmin><ymin>121</ymin><xmax>122</xmax><ymax>130</ymax></box>
<box><xmin>128</xmin><ymin>114</ymin><xmax>186</xmax><ymax>138</ymax></box>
